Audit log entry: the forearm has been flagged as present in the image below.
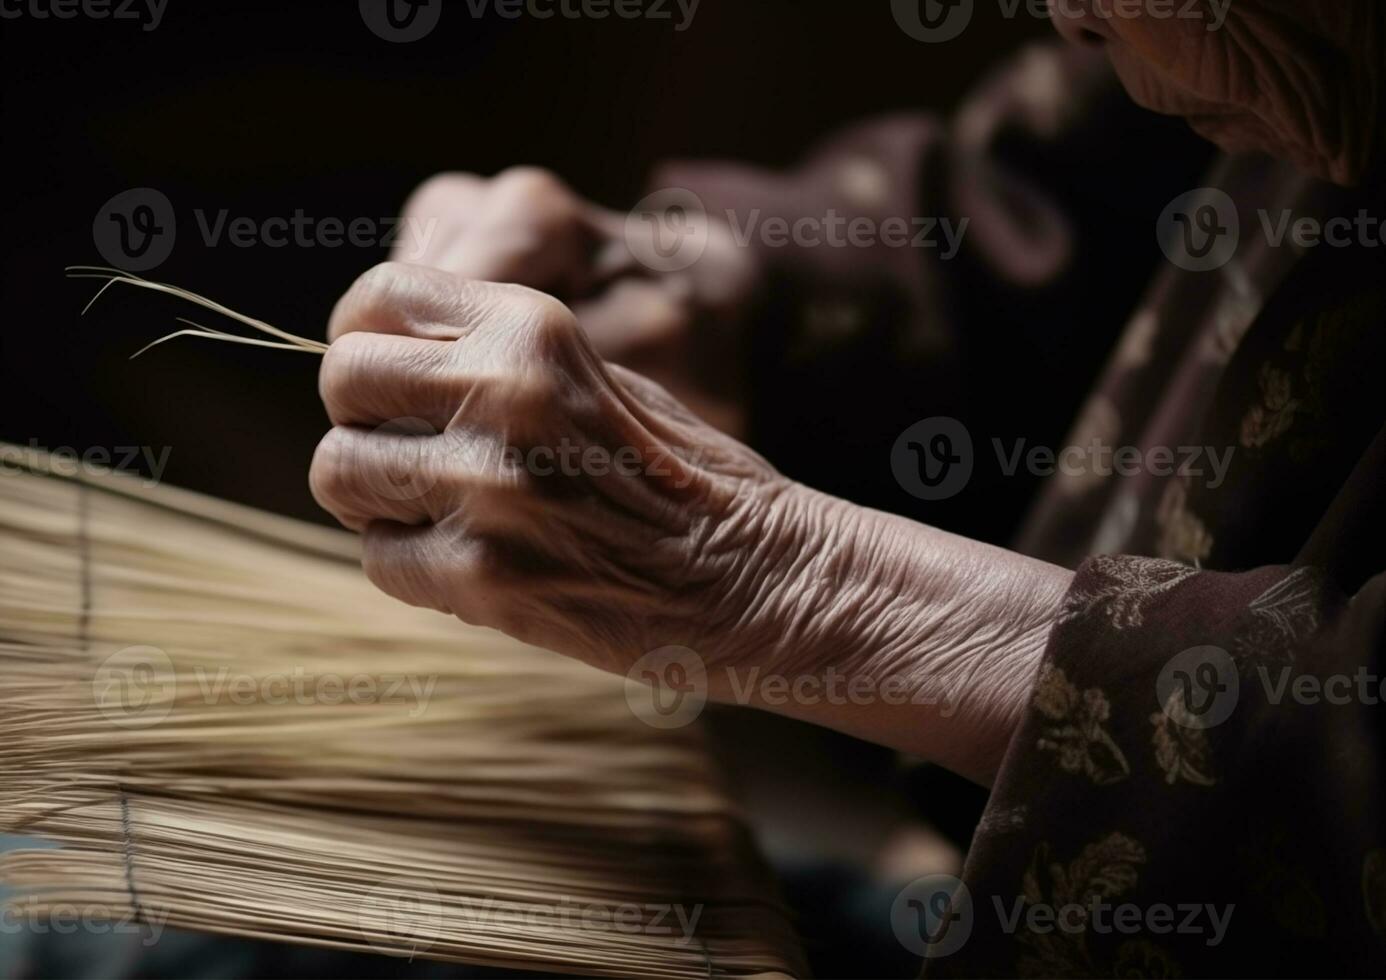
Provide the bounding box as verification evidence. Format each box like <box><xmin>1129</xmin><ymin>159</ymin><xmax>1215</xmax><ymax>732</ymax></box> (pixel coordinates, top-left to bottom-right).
<box><xmin>721</xmin><ymin>485</ymin><xmax>1073</xmax><ymax>786</ymax></box>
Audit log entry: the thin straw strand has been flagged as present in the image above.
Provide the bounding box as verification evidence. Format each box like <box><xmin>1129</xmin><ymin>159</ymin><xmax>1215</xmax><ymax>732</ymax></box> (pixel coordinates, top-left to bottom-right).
<box><xmin>66</xmin><ymin>266</ymin><xmax>329</xmax><ymax>355</ymax></box>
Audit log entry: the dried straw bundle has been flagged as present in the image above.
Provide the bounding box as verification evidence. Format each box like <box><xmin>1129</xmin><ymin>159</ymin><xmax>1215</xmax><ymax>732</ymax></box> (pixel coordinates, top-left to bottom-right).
<box><xmin>0</xmin><ymin>445</ymin><xmax>805</xmax><ymax>978</ymax></box>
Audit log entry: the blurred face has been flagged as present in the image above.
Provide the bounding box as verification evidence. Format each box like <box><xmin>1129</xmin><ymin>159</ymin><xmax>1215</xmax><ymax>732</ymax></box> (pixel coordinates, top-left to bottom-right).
<box><xmin>1047</xmin><ymin>0</ymin><xmax>1384</xmax><ymax>185</ymax></box>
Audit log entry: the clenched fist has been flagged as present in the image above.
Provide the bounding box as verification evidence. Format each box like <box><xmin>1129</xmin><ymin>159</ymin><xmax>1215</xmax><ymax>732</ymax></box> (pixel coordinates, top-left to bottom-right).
<box><xmin>310</xmin><ymin>262</ymin><xmax>798</xmax><ymax>679</ymax></box>
<box><xmin>311</xmin><ymin>262</ymin><xmax>1073</xmax><ymax>784</ymax></box>
<box><xmin>394</xmin><ymin>167</ymin><xmax>760</xmax><ymax>436</ymax></box>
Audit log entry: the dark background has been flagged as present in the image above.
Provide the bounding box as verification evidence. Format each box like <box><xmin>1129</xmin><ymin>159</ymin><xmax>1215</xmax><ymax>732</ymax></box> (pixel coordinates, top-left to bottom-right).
<box><xmin>0</xmin><ymin>2</ymin><xmax>1210</xmax><ymax>977</ymax></box>
<box><xmin>1</xmin><ymin>0</ymin><xmax>1057</xmax><ymax>523</ymax></box>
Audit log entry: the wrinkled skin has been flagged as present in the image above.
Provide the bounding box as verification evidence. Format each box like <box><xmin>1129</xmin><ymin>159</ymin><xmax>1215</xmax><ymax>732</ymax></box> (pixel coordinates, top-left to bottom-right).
<box><xmin>394</xmin><ymin>167</ymin><xmax>758</xmax><ymax>436</ymax></box>
<box><xmin>311</xmin><ymin>1</ymin><xmax>1386</xmax><ymax>784</ymax></box>
<box><xmin>311</xmin><ymin>262</ymin><xmax>1071</xmax><ymax>784</ymax></box>
<box><xmin>310</xmin><ymin>263</ymin><xmax>779</xmax><ymax>677</ymax></box>
<box><xmin>1049</xmin><ymin>0</ymin><xmax>1384</xmax><ymax>185</ymax></box>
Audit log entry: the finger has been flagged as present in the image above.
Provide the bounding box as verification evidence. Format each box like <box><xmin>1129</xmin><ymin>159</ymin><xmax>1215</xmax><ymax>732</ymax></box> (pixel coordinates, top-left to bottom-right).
<box><xmin>392</xmin><ymin>173</ymin><xmax>487</xmax><ymax>265</ymax></box>
<box><xmin>320</xmin><ymin>331</ymin><xmax>464</xmax><ymax>430</ymax></box>
<box><xmin>572</xmin><ymin>278</ymin><xmax>690</xmax><ymax>359</ymax></box>
<box><xmin>328</xmin><ymin>262</ymin><xmax>564</xmax><ymax>349</ymax></box>
<box><xmin>310</xmin><ymin>425</ymin><xmax>446</xmax><ymax>533</ymax></box>
<box><xmin>430</xmin><ymin>228</ymin><xmax>597</xmax><ymax>295</ymax></box>
<box><xmin>583</xmin><ymin>205</ymin><xmax>645</xmax><ymax>284</ymax></box>
<box><xmin>363</xmin><ymin>522</ymin><xmax>537</xmax><ymax>633</ymax></box>
<box><xmin>466</xmin><ymin>168</ymin><xmax>602</xmax><ymax>293</ymax></box>
<box><xmin>361</xmin><ymin>521</ymin><xmax>452</xmax><ymax>615</ymax></box>
<box><xmin>403</xmin><ymin>168</ymin><xmax>622</xmax><ymax>297</ymax></box>
<box><xmin>582</xmin><ymin>203</ymin><xmax>628</xmax><ymax>246</ymax></box>
<box><xmin>328</xmin><ymin>262</ymin><xmax>481</xmax><ymax>343</ymax></box>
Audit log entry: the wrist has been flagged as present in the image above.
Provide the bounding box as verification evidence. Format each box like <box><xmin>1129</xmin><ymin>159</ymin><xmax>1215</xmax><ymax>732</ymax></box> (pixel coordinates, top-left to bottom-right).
<box><xmin>736</xmin><ymin>485</ymin><xmax>1072</xmax><ymax>785</ymax></box>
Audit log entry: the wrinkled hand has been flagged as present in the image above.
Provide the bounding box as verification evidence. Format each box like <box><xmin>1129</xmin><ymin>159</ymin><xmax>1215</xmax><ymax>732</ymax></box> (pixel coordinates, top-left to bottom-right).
<box><xmin>394</xmin><ymin>168</ymin><xmax>760</xmax><ymax>436</ymax></box>
<box><xmin>311</xmin><ymin>263</ymin><xmax>1074</xmax><ymax>784</ymax></box>
<box><xmin>310</xmin><ymin>262</ymin><xmax>799</xmax><ymax>680</ymax></box>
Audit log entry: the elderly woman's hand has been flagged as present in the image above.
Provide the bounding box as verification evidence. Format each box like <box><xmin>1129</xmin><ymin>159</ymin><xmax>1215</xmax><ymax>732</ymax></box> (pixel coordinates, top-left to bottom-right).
<box><xmin>310</xmin><ymin>261</ymin><xmax>792</xmax><ymax>677</ymax></box>
<box><xmin>392</xmin><ymin>168</ymin><xmax>615</xmax><ymax>296</ymax></box>
<box><xmin>311</xmin><ymin>262</ymin><xmax>1074</xmax><ymax>784</ymax></box>
<box><xmin>392</xmin><ymin>168</ymin><xmax>760</xmax><ymax>436</ymax></box>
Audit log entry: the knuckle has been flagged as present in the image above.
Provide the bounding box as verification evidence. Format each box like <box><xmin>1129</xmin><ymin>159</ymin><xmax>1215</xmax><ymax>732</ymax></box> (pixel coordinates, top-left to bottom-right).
<box><xmin>360</xmin><ymin>546</ymin><xmax>395</xmax><ymax>597</ymax></box>
<box><xmin>521</xmin><ymin>294</ymin><xmax>581</xmax><ymax>354</ymax></box>
<box><xmin>374</xmin><ymin>430</ymin><xmax>445</xmax><ymax>503</ymax></box>
<box><xmin>319</xmin><ymin>331</ymin><xmax>373</xmax><ymax>404</ymax></box>
<box><xmin>484</xmin><ymin>168</ymin><xmax>587</xmax><ymax>247</ymax></box>
<box><xmin>361</xmin><ymin>528</ymin><xmax>450</xmax><ymax>616</ymax></box>
<box><xmin>406</xmin><ymin>172</ymin><xmax>480</xmax><ymax>213</ymax></box>
<box><xmin>419</xmin><ymin>336</ymin><xmax>468</xmax><ymax>387</ymax></box>
<box><xmin>330</xmin><ymin>262</ymin><xmax>409</xmax><ymax>339</ymax></box>
<box><xmin>330</xmin><ymin>262</ymin><xmax>465</xmax><ymax>342</ymax></box>
<box><xmin>463</xmin><ymin>369</ymin><xmax>563</xmax><ymax>438</ymax></box>
<box><xmin>353</xmin><ymin>261</ymin><xmax>411</xmax><ymax>305</ymax></box>
<box><xmin>309</xmin><ymin>428</ymin><xmax>355</xmax><ymax>507</ymax></box>
<box><xmin>361</xmin><ymin>539</ymin><xmax>419</xmax><ymax>607</ymax></box>
<box><xmin>437</xmin><ymin>536</ymin><xmax>514</xmax><ymax>631</ymax></box>
<box><xmin>392</xmin><ymin>339</ymin><xmax>461</xmax><ymax>399</ymax></box>
<box><xmin>492</xmin><ymin>166</ymin><xmax>567</xmax><ymax>202</ymax></box>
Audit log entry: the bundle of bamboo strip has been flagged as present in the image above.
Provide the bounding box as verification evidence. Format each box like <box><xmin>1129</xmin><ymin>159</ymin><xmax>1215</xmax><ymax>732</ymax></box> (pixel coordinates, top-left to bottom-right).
<box><xmin>0</xmin><ymin>444</ymin><xmax>805</xmax><ymax>978</ymax></box>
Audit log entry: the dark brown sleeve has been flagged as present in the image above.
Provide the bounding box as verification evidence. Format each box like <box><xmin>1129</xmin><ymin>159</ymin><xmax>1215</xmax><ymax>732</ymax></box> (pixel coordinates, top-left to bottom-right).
<box><xmin>925</xmin><ymin>557</ymin><xmax>1386</xmax><ymax>978</ymax></box>
<box><xmin>648</xmin><ymin>42</ymin><xmax>1212</xmax><ymax>530</ymax></box>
